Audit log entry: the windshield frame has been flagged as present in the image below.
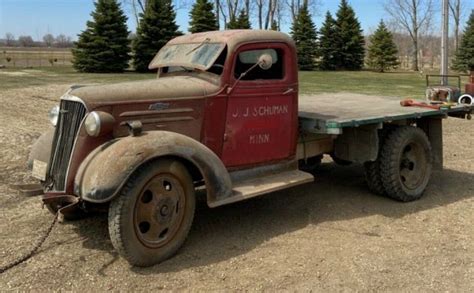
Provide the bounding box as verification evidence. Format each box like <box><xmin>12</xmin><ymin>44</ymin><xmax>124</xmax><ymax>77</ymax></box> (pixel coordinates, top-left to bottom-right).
<box><xmin>148</xmin><ymin>42</ymin><xmax>226</xmax><ymax>71</ymax></box>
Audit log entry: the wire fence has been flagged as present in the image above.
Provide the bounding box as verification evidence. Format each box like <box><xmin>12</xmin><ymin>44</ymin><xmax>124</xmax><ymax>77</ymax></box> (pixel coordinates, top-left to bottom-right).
<box><xmin>0</xmin><ymin>47</ymin><xmax>73</xmax><ymax>67</ymax></box>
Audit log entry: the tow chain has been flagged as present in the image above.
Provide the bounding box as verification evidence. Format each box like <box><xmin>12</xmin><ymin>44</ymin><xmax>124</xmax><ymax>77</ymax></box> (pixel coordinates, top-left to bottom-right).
<box><xmin>0</xmin><ymin>213</ymin><xmax>58</xmax><ymax>274</ymax></box>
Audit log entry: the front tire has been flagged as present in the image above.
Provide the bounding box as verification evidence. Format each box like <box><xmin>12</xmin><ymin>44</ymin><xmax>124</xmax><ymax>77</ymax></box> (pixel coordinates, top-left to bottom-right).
<box><xmin>380</xmin><ymin>126</ymin><xmax>432</xmax><ymax>202</ymax></box>
<box><xmin>108</xmin><ymin>159</ymin><xmax>195</xmax><ymax>267</ymax></box>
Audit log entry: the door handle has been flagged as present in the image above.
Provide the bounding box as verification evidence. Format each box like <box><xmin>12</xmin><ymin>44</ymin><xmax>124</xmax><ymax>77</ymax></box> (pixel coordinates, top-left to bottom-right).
<box><xmin>283</xmin><ymin>88</ymin><xmax>294</xmax><ymax>95</ymax></box>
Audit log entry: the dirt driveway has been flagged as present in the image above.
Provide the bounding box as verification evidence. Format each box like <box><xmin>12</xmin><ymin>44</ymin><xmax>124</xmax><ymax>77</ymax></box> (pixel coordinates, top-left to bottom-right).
<box><xmin>0</xmin><ymin>85</ymin><xmax>472</xmax><ymax>291</ymax></box>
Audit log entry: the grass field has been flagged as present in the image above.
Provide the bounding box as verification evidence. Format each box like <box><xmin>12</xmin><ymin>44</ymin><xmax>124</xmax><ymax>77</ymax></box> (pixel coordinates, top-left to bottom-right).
<box><xmin>0</xmin><ymin>67</ymin><xmax>469</xmax><ymax>99</ymax></box>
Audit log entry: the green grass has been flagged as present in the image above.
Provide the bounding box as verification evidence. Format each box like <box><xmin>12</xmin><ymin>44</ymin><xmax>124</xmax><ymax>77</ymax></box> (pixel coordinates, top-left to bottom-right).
<box><xmin>1</xmin><ymin>67</ymin><xmax>469</xmax><ymax>100</ymax></box>
<box><xmin>299</xmin><ymin>71</ymin><xmax>469</xmax><ymax>99</ymax></box>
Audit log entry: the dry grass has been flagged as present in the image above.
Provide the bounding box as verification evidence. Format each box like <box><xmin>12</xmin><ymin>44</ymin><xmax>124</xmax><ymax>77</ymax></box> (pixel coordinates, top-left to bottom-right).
<box><xmin>0</xmin><ymin>47</ymin><xmax>73</xmax><ymax>67</ymax></box>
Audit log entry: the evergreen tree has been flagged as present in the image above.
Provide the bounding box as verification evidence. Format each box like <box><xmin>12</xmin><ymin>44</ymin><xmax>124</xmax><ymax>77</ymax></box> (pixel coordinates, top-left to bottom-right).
<box><xmin>227</xmin><ymin>9</ymin><xmax>251</xmax><ymax>29</ymax></box>
<box><xmin>319</xmin><ymin>11</ymin><xmax>338</xmax><ymax>70</ymax></box>
<box><xmin>453</xmin><ymin>10</ymin><xmax>474</xmax><ymax>72</ymax></box>
<box><xmin>133</xmin><ymin>0</ymin><xmax>180</xmax><ymax>72</ymax></box>
<box><xmin>334</xmin><ymin>0</ymin><xmax>365</xmax><ymax>70</ymax></box>
<box><xmin>270</xmin><ymin>20</ymin><xmax>279</xmax><ymax>31</ymax></box>
<box><xmin>367</xmin><ymin>20</ymin><xmax>399</xmax><ymax>72</ymax></box>
<box><xmin>290</xmin><ymin>2</ymin><xmax>318</xmax><ymax>70</ymax></box>
<box><xmin>72</xmin><ymin>0</ymin><xmax>130</xmax><ymax>73</ymax></box>
<box><xmin>189</xmin><ymin>0</ymin><xmax>218</xmax><ymax>33</ymax></box>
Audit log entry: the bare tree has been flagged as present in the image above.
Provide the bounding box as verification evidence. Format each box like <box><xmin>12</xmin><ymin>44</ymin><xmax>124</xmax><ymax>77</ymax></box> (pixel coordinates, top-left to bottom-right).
<box><xmin>384</xmin><ymin>0</ymin><xmax>434</xmax><ymax>71</ymax></box>
<box><xmin>255</xmin><ymin>0</ymin><xmax>279</xmax><ymax>29</ymax></box>
<box><xmin>18</xmin><ymin>35</ymin><xmax>35</xmax><ymax>47</ymax></box>
<box><xmin>5</xmin><ymin>33</ymin><xmax>15</xmax><ymax>46</ymax></box>
<box><xmin>284</xmin><ymin>0</ymin><xmax>319</xmax><ymax>24</ymax></box>
<box><xmin>55</xmin><ymin>34</ymin><xmax>72</xmax><ymax>48</ymax></box>
<box><xmin>226</xmin><ymin>0</ymin><xmax>241</xmax><ymax>25</ymax></box>
<box><xmin>123</xmin><ymin>0</ymin><xmax>190</xmax><ymax>27</ymax></box>
<box><xmin>122</xmin><ymin>0</ymin><xmax>145</xmax><ymax>26</ymax></box>
<box><xmin>286</xmin><ymin>0</ymin><xmax>301</xmax><ymax>23</ymax></box>
<box><xmin>215</xmin><ymin>0</ymin><xmax>220</xmax><ymax>29</ymax></box>
<box><xmin>449</xmin><ymin>0</ymin><xmax>466</xmax><ymax>51</ymax></box>
<box><xmin>43</xmin><ymin>33</ymin><xmax>55</xmax><ymax>47</ymax></box>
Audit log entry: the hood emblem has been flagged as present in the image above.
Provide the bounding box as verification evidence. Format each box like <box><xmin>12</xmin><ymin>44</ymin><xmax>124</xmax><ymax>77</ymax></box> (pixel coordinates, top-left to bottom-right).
<box><xmin>149</xmin><ymin>102</ymin><xmax>170</xmax><ymax>111</ymax></box>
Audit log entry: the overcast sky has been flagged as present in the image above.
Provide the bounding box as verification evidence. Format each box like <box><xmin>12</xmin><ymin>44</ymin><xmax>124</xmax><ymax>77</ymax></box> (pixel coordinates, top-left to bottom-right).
<box><xmin>0</xmin><ymin>0</ymin><xmax>471</xmax><ymax>41</ymax></box>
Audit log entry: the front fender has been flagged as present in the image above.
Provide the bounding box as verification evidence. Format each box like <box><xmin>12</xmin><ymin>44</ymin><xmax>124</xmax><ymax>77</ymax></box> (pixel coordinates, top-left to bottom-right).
<box><xmin>75</xmin><ymin>131</ymin><xmax>232</xmax><ymax>205</ymax></box>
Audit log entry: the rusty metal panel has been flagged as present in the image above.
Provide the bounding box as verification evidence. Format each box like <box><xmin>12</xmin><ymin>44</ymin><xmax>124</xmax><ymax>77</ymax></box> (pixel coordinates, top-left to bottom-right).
<box><xmin>221</xmin><ymin>42</ymin><xmax>298</xmax><ymax>167</ymax></box>
<box><xmin>75</xmin><ymin>131</ymin><xmax>232</xmax><ymax>204</ymax></box>
<box><xmin>418</xmin><ymin>118</ymin><xmax>444</xmax><ymax>170</ymax></box>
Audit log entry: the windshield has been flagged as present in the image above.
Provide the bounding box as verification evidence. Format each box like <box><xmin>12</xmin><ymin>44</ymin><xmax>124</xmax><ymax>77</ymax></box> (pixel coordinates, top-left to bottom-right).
<box><xmin>149</xmin><ymin>43</ymin><xmax>226</xmax><ymax>71</ymax></box>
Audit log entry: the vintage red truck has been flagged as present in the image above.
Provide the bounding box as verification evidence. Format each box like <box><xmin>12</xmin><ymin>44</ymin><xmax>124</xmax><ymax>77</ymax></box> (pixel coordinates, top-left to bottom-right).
<box><xmin>28</xmin><ymin>30</ymin><xmax>473</xmax><ymax>267</ymax></box>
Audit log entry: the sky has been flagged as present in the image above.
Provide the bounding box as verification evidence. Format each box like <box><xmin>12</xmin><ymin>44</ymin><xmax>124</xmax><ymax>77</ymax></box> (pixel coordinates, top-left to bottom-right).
<box><xmin>0</xmin><ymin>0</ymin><xmax>470</xmax><ymax>41</ymax></box>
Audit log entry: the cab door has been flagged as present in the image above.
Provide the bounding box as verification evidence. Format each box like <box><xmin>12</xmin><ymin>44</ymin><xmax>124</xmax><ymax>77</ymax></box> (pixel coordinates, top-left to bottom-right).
<box><xmin>221</xmin><ymin>42</ymin><xmax>298</xmax><ymax>167</ymax></box>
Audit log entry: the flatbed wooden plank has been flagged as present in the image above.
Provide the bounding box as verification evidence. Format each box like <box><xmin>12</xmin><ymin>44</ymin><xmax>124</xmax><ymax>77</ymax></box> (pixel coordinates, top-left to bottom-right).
<box><xmin>298</xmin><ymin>93</ymin><xmax>471</xmax><ymax>130</ymax></box>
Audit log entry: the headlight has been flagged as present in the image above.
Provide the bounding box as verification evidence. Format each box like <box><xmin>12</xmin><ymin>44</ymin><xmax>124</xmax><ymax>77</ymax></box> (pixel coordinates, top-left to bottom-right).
<box><xmin>84</xmin><ymin>111</ymin><xmax>115</xmax><ymax>137</ymax></box>
<box><xmin>48</xmin><ymin>105</ymin><xmax>60</xmax><ymax>126</ymax></box>
<box><xmin>84</xmin><ymin>112</ymin><xmax>101</xmax><ymax>137</ymax></box>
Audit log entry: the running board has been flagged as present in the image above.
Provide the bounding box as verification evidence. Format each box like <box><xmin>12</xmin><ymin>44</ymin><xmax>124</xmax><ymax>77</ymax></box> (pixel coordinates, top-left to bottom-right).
<box><xmin>209</xmin><ymin>170</ymin><xmax>314</xmax><ymax>208</ymax></box>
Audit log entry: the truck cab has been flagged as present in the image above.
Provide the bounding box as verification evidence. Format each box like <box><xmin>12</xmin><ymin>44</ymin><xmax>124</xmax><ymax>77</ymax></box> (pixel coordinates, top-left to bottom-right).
<box><xmin>28</xmin><ymin>30</ymin><xmax>473</xmax><ymax>267</ymax></box>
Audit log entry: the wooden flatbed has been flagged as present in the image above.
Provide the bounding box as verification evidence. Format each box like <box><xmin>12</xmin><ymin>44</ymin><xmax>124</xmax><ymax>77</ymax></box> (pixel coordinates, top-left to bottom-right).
<box><xmin>298</xmin><ymin>93</ymin><xmax>473</xmax><ymax>134</ymax></box>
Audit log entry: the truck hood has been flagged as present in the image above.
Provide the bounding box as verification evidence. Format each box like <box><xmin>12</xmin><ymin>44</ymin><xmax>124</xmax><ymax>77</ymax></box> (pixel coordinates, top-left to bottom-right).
<box><xmin>68</xmin><ymin>75</ymin><xmax>221</xmax><ymax>108</ymax></box>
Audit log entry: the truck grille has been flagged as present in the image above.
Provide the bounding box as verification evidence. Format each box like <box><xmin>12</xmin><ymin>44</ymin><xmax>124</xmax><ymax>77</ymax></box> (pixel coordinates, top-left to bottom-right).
<box><xmin>46</xmin><ymin>100</ymin><xmax>87</xmax><ymax>191</ymax></box>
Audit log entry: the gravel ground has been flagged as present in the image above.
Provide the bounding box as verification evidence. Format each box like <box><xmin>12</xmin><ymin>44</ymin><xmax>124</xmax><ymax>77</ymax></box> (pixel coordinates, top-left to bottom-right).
<box><xmin>0</xmin><ymin>84</ymin><xmax>472</xmax><ymax>291</ymax></box>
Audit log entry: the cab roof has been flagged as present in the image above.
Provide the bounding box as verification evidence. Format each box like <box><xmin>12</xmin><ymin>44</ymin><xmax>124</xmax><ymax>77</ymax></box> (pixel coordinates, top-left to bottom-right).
<box><xmin>167</xmin><ymin>30</ymin><xmax>295</xmax><ymax>52</ymax></box>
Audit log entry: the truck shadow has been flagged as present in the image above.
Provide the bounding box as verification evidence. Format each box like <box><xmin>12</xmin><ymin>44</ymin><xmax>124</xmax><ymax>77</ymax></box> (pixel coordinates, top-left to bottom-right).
<box><xmin>70</xmin><ymin>163</ymin><xmax>474</xmax><ymax>274</ymax></box>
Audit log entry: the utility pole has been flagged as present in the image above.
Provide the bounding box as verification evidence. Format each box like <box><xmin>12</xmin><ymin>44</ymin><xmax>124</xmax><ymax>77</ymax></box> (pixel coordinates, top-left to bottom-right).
<box><xmin>441</xmin><ymin>0</ymin><xmax>449</xmax><ymax>85</ymax></box>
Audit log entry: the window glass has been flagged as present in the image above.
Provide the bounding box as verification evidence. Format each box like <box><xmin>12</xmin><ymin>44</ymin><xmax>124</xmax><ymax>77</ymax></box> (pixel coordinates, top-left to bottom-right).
<box><xmin>234</xmin><ymin>48</ymin><xmax>284</xmax><ymax>80</ymax></box>
<box><xmin>239</xmin><ymin>49</ymin><xmax>278</xmax><ymax>64</ymax></box>
<box><xmin>150</xmin><ymin>43</ymin><xmax>225</xmax><ymax>70</ymax></box>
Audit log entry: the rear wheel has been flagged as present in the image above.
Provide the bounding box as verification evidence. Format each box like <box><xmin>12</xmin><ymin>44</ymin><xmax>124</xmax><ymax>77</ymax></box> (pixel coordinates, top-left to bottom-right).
<box><xmin>108</xmin><ymin>159</ymin><xmax>195</xmax><ymax>267</ymax></box>
<box><xmin>380</xmin><ymin>126</ymin><xmax>432</xmax><ymax>202</ymax></box>
<box><xmin>364</xmin><ymin>160</ymin><xmax>385</xmax><ymax>195</ymax></box>
<box><xmin>364</xmin><ymin>127</ymin><xmax>393</xmax><ymax>196</ymax></box>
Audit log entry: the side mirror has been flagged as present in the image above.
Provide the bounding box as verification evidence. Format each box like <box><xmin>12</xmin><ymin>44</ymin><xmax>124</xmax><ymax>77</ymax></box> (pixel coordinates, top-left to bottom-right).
<box><xmin>258</xmin><ymin>54</ymin><xmax>273</xmax><ymax>70</ymax></box>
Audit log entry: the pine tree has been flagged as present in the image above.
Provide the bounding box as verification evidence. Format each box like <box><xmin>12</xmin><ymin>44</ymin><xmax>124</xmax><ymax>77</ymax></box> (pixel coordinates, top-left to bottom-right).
<box><xmin>227</xmin><ymin>9</ymin><xmax>251</xmax><ymax>29</ymax></box>
<box><xmin>367</xmin><ymin>20</ymin><xmax>399</xmax><ymax>72</ymax></box>
<box><xmin>453</xmin><ymin>10</ymin><xmax>474</xmax><ymax>72</ymax></box>
<box><xmin>290</xmin><ymin>2</ymin><xmax>318</xmax><ymax>70</ymax></box>
<box><xmin>334</xmin><ymin>0</ymin><xmax>365</xmax><ymax>70</ymax></box>
<box><xmin>270</xmin><ymin>20</ymin><xmax>279</xmax><ymax>31</ymax></box>
<box><xmin>189</xmin><ymin>0</ymin><xmax>218</xmax><ymax>33</ymax></box>
<box><xmin>319</xmin><ymin>11</ymin><xmax>338</xmax><ymax>70</ymax></box>
<box><xmin>72</xmin><ymin>0</ymin><xmax>130</xmax><ymax>73</ymax></box>
<box><xmin>133</xmin><ymin>0</ymin><xmax>180</xmax><ymax>72</ymax></box>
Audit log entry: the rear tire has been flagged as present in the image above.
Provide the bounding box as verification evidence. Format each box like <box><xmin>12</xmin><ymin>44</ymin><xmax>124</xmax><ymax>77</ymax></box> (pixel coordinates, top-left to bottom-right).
<box><xmin>380</xmin><ymin>126</ymin><xmax>432</xmax><ymax>202</ymax></box>
<box><xmin>108</xmin><ymin>159</ymin><xmax>195</xmax><ymax>267</ymax></box>
<box><xmin>364</xmin><ymin>161</ymin><xmax>385</xmax><ymax>195</ymax></box>
<box><xmin>364</xmin><ymin>127</ymin><xmax>393</xmax><ymax>196</ymax></box>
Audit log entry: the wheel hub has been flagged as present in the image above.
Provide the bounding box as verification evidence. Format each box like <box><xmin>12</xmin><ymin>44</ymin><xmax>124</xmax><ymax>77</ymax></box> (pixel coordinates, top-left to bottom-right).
<box><xmin>133</xmin><ymin>175</ymin><xmax>186</xmax><ymax>248</ymax></box>
<box><xmin>155</xmin><ymin>197</ymin><xmax>175</xmax><ymax>224</ymax></box>
<box><xmin>399</xmin><ymin>143</ymin><xmax>427</xmax><ymax>190</ymax></box>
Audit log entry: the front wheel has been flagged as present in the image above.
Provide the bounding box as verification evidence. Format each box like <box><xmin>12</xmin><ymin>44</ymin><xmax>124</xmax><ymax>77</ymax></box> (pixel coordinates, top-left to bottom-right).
<box><xmin>380</xmin><ymin>126</ymin><xmax>432</xmax><ymax>202</ymax></box>
<box><xmin>108</xmin><ymin>159</ymin><xmax>195</xmax><ymax>267</ymax></box>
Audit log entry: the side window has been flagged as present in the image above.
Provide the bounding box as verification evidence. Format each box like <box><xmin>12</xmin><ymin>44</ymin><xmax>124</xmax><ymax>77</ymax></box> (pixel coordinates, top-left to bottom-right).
<box><xmin>234</xmin><ymin>48</ymin><xmax>284</xmax><ymax>80</ymax></box>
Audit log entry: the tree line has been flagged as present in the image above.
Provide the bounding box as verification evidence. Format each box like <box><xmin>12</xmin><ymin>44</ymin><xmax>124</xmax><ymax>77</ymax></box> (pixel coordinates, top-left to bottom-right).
<box><xmin>70</xmin><ymin>0</ymin><xmax>473</xmax><ymax>73</ymax></box>
<box><xmin>0</xmin><ymin>33</ymin><xmax>73</xmax><ymax>48</ymax></box>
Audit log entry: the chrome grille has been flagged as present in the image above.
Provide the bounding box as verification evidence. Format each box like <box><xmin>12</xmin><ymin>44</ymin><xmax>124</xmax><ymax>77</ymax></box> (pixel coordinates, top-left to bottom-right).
<box><xmin>46</xmin><ymin>100</ymin><xmax>87</xmax><ymax>191</ymax></box>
